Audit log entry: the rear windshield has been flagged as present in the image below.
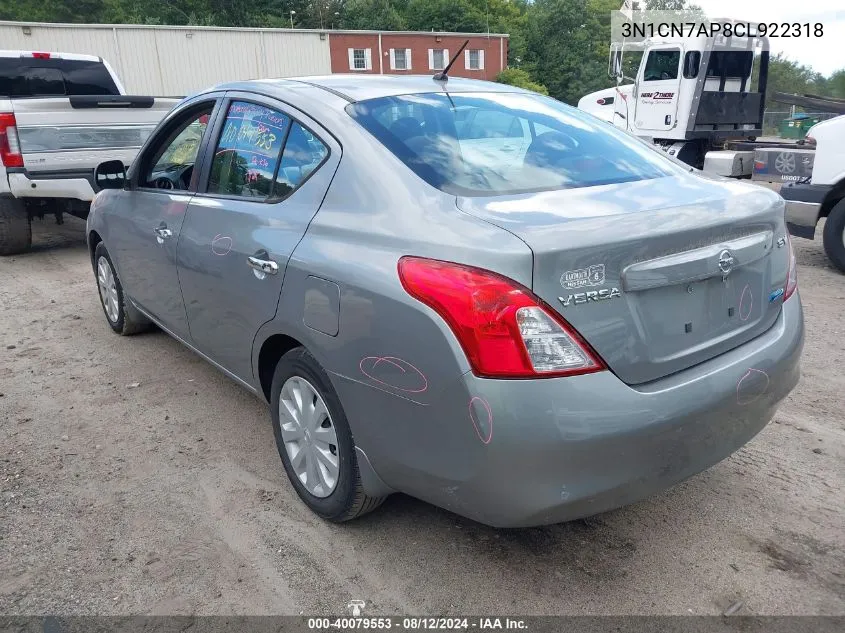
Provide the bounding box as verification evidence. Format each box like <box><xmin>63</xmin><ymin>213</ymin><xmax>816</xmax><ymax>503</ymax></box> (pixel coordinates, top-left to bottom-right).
<box><xmin>346</xmin><ymin>92</ymin><xmax>676</xmax><ymax>196</ymax></box>
<box><xmin>0</xmin><ymin>57</ymin><xmax>120</xmax><ymax>97</ymax></box>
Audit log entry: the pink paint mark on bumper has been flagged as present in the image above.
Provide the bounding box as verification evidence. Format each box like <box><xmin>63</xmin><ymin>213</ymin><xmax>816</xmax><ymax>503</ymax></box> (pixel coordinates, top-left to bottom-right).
<box><xmin>736</xmin><ymin>368</ymin><xmax>770</xmax><ymax>405</ymax></box>
<box><xmin>468</xmin><ymin>396</ymin><xmax>493</xmax><ymax>445</ymax></box>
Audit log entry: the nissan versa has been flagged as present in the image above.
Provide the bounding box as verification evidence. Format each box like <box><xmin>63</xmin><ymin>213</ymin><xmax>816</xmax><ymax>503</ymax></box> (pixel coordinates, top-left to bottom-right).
<box><xmin>86</xmin><ymin>75</ymin><xmax>804</xmax><ymax>528</ymax></box>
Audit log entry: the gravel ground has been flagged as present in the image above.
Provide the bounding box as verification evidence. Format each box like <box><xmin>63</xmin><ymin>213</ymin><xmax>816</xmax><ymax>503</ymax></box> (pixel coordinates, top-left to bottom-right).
<box><xmin>1</xmin><ymin>214</ymin><xmax>843</xmax><ymax>616</ymax></box>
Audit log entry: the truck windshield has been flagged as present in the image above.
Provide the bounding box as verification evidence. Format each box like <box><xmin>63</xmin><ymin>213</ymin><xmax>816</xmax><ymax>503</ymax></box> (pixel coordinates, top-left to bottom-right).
<box><xmin>0</xmin><ymin>57</ymin><xmax>120</xmax><ymax>97</ymax></box>
<box><xmin>347</xmin><ymin>92</ymin><xmax>677</xmax><ymax>196</ymax></box>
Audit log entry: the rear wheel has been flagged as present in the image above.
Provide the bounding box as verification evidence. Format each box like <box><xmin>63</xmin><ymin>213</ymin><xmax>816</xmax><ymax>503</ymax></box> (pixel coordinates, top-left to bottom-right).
<box><xmin>94</xmin><ymin>242</ymin><xmax>150</xmax><ymax>335</ymax></box>
<box><xmin>822</xmin><ymin>199</ymin><xmax>845</xmax><ymax>273</ymax></box>
<box><xmin>270</xmin><ymin>347</ymin><xmax>386</xmax><ymax>521</ymax></box>
<box><xmin>0</xmin><ymin>198</ymin><xmax>31</xmax><ymax>255</ymax></box>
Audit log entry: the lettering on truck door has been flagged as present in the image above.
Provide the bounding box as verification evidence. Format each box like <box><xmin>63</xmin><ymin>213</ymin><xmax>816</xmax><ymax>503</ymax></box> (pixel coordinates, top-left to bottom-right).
<box><xmin>635</xmin><ymin>46</ymin><xmax>682</xmax><ymax>133</ymax></box>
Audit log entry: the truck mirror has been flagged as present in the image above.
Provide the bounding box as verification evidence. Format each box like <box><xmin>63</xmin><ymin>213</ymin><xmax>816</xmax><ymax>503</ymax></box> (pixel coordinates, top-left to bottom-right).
<box><xmin>95</xmin><ymin>160</ymin><xmax>127</xmax><ymax>190</ymax></box>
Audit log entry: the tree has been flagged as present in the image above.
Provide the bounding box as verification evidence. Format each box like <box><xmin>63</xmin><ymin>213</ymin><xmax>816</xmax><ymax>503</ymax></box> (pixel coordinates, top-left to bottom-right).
<box><xmin>763</xmin><ymin>53</ymin><xmax>827</xmax><ymax>111</ymax></box>
<box><xmin>340</xmin><ymin>0</ymin><xmax>406</xmax><ymax>30</ymax></box>
<box><xmin>404</xmin><ymin>0</ymin><xmax>485</xmax><ymax>33</ymax></box>
<box><xmin>495</xmin><ymin>68</ymin><xmax>548</xmax><ymax>95</ymax></box>
<box><xmin>826</xmin><ymin>69</ymin><xmax>845</xmax><ymax>99</ymax></box>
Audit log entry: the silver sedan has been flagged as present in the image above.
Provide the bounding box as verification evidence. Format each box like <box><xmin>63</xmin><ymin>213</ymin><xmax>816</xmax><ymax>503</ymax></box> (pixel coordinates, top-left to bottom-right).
<box><xmin>87</xmin><ymin>75</ymin><xmax>804</xmax><ymax>527</ymax></box>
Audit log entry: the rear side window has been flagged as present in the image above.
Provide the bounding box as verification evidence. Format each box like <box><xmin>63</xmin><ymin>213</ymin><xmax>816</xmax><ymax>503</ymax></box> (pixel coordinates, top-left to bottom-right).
<box><xmin>706</xmin><ymin>51</ymin><xmax>753</xmax><ymax>78</ymax></box>
<box><xmin>347</xmin><ymin>92</ymin><xmax>677</xmax><ymax>196</ymax></box>
<box><xmin>0</xmin><ymin>57</ymin><xmax>119</xmax><ymax>96</ymax></box>
<box><xmin>209</xmin><ymin>101</ymin><xmax>290</xmax><ymax>199</ymax></box>
<box><xmin>207</xmin><ymin>101</ymin><xmax>329</xmax><ymax>201</ymax></box>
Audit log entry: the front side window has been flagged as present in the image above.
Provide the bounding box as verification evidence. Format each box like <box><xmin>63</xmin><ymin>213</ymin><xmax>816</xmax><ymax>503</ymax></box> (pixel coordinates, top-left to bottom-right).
<box><xmin>208</xmin><ymin>101</ymin><xmax>290</xmax><ymax>199</ymax></box>
<box><xmin>430</xmin><ymin>49</ymin><xmax>447</xmax><ymax>71</ymax></box>
<box><xmin>347</xmin><ymin>92</ymin><xmax>679</xmax><ymax>196</ymax></box>
<box><xmin>143</xmin><ymin>105</ymin><xmax>212</xmax><ymax>190</ymax></box>
<box><xmin>643</xmin><ymin>49</ymin><xmax>680</xmax><ymax>81</ymax></box>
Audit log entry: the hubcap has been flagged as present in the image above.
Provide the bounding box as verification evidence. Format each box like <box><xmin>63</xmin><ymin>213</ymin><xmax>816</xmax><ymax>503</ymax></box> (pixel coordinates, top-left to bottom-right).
<box><xmin>278</xmin><ymin>376</ymin><xmax>339</xmax><ymax>498</ymax></box>
<box><xmin>96</xmin><ymin>256</ymin><xmax>120</xmax><ymax>323</ymax></box>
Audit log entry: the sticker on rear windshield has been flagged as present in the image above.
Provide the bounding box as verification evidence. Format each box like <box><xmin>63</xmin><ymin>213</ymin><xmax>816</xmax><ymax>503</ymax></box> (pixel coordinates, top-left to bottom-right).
<box><xmin>561</xmin><ymin>264</ymin><xmax>605</xmax><ymax>290</ymax></box>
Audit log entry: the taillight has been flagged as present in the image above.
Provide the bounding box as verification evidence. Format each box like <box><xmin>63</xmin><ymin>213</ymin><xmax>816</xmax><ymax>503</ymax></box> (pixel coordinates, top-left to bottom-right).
<box><xmin>397</xmin><ymin>257</ymin><xmax>605</xmax><ymax>378</ymax></box>
<box><xmin>0</xmin><ymin>113</ymin><xmax>23</xmax><ymax>168</ymax></box>
<box><xmin>784</xmin><ymin>234</ymin><xmax>798</xmax><ymax>301</ymax></box>
<box><xmin>31</xmin><ymin>52</ymin><xmax>51</xmax><ymax>59</ymax></box>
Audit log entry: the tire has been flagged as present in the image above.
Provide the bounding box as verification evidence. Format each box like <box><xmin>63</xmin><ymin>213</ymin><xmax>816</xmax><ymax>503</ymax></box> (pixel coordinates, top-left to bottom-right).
<box><xmin>0</xmin><ymin>198</ymin><xmax>31</xmax><ymax>255</ymax></box>
<box><xmin>93</xmin><ymin>242</ymin><xmax>150</xmax><ymax>335</ymax></box>
<box><xmin>270</xmin><ymin>347</ymin><xmax>386</xmax><ymax>522</ymax></box>
<box><xmin>822</xmin><ymin>199</ymin><xmax>845</xmax><ymax>273</ymax></box>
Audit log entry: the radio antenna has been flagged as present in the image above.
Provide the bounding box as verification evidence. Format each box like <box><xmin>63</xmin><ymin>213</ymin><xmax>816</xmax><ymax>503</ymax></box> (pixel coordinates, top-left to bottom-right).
<box><xmin>433</xmin><ymin>40</ymin><xmax>470</xmax><ymax>82</ymax></box>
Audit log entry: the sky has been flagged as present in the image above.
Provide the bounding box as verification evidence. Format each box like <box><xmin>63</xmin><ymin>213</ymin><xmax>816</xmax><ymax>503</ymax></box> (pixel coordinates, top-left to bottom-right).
<box><xmin>693</xmin><ymin>0</ymin><xmax>845</xmax><ymax>76</ymax></box>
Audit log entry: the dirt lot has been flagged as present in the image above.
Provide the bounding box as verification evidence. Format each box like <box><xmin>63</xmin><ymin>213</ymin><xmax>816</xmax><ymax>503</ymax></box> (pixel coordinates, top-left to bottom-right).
<box><xmin>1</xmin><ymin>214</ymin><xmax>843</xmax><ymax>616</ymax></box>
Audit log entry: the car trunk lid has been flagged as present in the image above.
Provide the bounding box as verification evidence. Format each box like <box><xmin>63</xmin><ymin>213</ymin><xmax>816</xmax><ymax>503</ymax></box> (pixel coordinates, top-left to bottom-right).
<box><xmin>457</xmin><ymin>174</ymin><xmax>789</xmax><ymax>385</ymax></box>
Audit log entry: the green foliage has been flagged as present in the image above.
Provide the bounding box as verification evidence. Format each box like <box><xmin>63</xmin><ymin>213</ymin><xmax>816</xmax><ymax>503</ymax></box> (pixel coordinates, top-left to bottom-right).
<box><xmin>496</xmin><ymin>68</ymin><xmax>548</xmax><ymax>95</ymax></box>
<box><xmin>340</xmin><ymin>0</ymin><xmax>406</xmax><ymax>30</ymax></box>
<box><xmin>763</xmin><ymin>53</ymin><xmax>829</xmax><ymax>111</ymax></box>
<box><xmin>0</xmin><ymin>0</ymin><xmax>841</xmax><ymax>108</ymax></box>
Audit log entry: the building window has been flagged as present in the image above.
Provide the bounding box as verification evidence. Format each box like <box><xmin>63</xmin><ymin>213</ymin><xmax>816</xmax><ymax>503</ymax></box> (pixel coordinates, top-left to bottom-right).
<box><xmin>465</xmin><ymin>49</ymin><xmax>485</xmax><ymax>70</ymax></box>
<box><xmin>429</xmin><ymin>48</ymin><xmax>448</xmax><ymax>71</ymax></box>
<box><xmin>348</xmin><ymin>48</ymin><xmax>372</xmax><ymax>71</ymax></box>
<box><xmin>390</xmin><ymin>48</ymin><xmax>412</xmax><ymax>71</ymax></box>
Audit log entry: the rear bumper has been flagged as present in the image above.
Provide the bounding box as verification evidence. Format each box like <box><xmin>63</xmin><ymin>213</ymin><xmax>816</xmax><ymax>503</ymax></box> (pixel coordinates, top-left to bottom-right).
<box><xmin>340</xmin><ymin>293</ymin><xmax>804</xmax><ymax>527</ymax></box>
<box><xmin>6</xmin><ymin>170</ymin><xmax>96</xmax><ymax>202</ymax></box>
<box><xmin>780</xmin><ymin>182</ymin><xmax>830</xmax><ymax>240</ymax></box>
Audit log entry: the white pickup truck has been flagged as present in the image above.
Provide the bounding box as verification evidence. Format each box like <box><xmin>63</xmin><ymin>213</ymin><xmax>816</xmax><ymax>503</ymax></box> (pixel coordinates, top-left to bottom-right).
<box><xmin>780</xmin><ymin>114</ymin><xmax>845</xmax><ymax>273</ymax></box>
<box><xmin>0</xmin><ymin>50</ymin><xmax>178</xmax><ymax>254</ymax></box>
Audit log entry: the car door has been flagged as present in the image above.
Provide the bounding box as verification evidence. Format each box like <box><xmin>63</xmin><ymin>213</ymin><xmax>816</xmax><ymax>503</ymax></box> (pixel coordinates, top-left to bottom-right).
<box><xmin>107</xmin><ymin>95</ymin><xmax>223</xmax><ymax>340</ymax></box>
<box><xmin>634</xmin><ymin>46</ymin><xmax>682</xmax><ymax>133</ymax></box>
<box><xmin>176</xmin><ymin>93</ymin><xmax>339</xmax><ymax>383</ymax></box>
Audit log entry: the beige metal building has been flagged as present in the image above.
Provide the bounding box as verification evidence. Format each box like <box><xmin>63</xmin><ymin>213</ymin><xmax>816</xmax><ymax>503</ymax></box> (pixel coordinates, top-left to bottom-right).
<box><xmin>0</xmin><ymin>21</ymin><xmax>333</xmax><ymax>95</ymax></box>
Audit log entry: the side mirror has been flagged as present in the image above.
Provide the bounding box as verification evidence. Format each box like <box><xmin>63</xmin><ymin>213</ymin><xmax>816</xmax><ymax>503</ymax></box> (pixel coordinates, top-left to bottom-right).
<box><xmin>94</xmin><ymin>160</ymin><xmax>127</xmax><ymax>190</ymax></box>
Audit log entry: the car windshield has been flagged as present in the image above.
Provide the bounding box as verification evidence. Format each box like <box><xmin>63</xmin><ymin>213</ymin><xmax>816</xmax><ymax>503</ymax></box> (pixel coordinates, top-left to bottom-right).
<box><xmin>346</xmin><ymin>91</ymin><xmax>679</xmax><ymax>196</ymax></box>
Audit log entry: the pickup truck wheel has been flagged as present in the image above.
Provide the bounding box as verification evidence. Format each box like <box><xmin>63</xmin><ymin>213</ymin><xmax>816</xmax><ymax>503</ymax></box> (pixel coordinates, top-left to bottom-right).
<box><xmin>94</xmin><ymin>242</ymin><xmax>149</xmax><ymax>335</ymax></box>
<box><xmin>822</xmin><ymin>199</ymin><xmax>845</xmax><ymax>273</ymax></box>
<box><xmin>270</xmin><ymin>347</ymin><xmax>386</xmax><ymax>522</ymax></box>
<box><xmin>0</xmin><ymin>198</ymin><xmax>31</xmax><ymax>255</ymax></box>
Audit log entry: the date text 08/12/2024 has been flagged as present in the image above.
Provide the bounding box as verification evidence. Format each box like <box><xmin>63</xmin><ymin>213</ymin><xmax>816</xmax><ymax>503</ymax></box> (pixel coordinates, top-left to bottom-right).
<box><xmin>308</xmin><ymin>617</ymin><xmax>528</xmax><ymax>630</ymax></box>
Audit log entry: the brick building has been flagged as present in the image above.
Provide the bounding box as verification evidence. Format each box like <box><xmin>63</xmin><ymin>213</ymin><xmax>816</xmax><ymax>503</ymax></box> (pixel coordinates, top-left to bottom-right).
<box><xmin>328</xmin><ymin>31</ymin><xmax>509</xmax><ymax>81</ymax></box>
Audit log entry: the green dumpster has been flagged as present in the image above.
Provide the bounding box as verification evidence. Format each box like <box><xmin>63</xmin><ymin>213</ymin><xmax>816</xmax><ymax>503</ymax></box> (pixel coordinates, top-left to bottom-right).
<box><xmin>778</xmin><ymin>113</ymin><xmax>821</xmax><ymax>140</ymax></box>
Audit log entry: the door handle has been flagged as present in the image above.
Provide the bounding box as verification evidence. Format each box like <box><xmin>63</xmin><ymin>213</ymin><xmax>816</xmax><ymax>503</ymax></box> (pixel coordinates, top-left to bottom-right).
<box><xmin>247</xmin><ymin>254</ymin><xmax>279</xmax><ymax>275</ymax></box>
<box><xmin>154</xmin><ymin>224</ymin><xmax>172</xmax><ymax>243</ymax></box>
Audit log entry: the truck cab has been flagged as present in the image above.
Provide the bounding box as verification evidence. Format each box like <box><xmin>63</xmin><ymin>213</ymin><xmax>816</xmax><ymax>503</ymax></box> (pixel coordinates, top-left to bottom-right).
<box><xmin>578</xmin><ymin>25</ymin><xmax>769</xmax><ymax>170</ymax></box>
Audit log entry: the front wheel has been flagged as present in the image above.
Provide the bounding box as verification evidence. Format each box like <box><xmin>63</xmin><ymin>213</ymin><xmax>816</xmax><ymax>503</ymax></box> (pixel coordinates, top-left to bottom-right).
<box><xmin>270</xmin><ymin>347</ymin><xmax>386</xmax><ymax>521</ymax></box>
<box><xmin>822</xmin><ymin>199</ymin><xmax>845</xmax><ymax>273</ymax></box>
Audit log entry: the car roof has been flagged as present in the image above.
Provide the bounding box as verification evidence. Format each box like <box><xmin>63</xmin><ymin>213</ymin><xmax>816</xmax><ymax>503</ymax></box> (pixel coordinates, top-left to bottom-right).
<box><xmin>215</xmin><ymin>74</ymin><xmax>530</xmax><ymax>104</ymax></box>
